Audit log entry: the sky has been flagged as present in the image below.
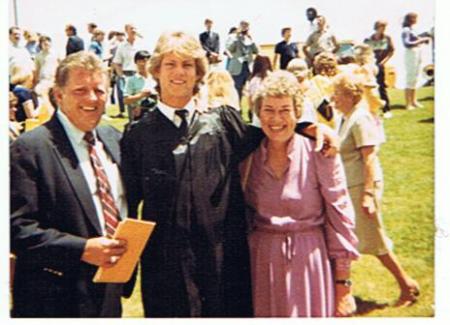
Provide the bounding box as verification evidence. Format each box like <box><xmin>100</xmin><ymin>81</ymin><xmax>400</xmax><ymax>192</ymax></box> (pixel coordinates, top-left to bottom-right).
<box><xmin>9</xmin><ymin>0</ymin><xmax>435</xmax><ymax>87</ymax></box>
<box><xmin>3</xmin><ymin>0</ymin><xmax>450</xmax><ymax>322</ymax></box>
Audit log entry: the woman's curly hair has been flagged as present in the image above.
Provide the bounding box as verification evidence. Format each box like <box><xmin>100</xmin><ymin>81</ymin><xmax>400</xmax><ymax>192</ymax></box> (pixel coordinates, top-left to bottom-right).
<box><xmin>253</xmin><ymin>70</ymin><xmax>304</xmax><ymax>118</ymax></box>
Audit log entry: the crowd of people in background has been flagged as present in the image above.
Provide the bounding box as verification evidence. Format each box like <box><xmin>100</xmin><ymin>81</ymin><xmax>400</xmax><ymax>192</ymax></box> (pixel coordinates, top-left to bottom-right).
<box><xmin>8</xmin><ymin>8</ymin><xmax>434</xmax><ymax>137</ymax></box>
<box><xmin>9</xmin><ymin>6</ymin><xmax>434</xmax><ymax>318</ymax></box>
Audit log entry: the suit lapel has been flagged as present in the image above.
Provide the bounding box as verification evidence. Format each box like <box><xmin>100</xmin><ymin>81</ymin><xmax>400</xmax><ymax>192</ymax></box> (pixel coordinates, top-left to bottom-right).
<box><xmin>97</xmin><ymin>126</ymin><xmax>121</xmax><ymax>166</ymax></box>
<box><xmin>47</xmin><ymin>115</ymin><xmax>103</xmax><ymax>235</ymax></box>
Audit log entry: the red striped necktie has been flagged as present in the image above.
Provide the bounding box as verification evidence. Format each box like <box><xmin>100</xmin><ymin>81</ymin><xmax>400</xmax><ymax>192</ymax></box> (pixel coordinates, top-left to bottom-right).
<box><xmin>84</xmin><ymin>131</ymin><xmax>119</xmax><ymax>237</ymax></box>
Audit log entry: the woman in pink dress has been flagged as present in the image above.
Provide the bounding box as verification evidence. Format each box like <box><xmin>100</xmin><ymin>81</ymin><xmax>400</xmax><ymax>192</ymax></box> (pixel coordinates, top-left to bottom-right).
<box><xmin>241</xmin><ymin>70</ymin><xmax>359</xmax><ymax>317</ymax></box>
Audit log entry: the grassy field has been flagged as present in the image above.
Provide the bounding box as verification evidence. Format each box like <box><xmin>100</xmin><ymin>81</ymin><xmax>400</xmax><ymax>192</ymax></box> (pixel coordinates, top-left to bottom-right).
<box><xmin>104</xmin><ymin>86</ymin><xmax>434</xmax><ymax>317</ymax></box>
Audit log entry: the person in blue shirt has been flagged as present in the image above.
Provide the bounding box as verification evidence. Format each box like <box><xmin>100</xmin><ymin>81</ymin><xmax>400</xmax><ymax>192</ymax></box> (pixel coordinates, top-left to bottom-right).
<box><xmin>123</xmin><ymin>50</ymin><xmax>157</xmax><ymax>122</ymax></box>
<box><xmin>89</xmin><ymin>29</ymin><xmax>105</xmax><ymax>59</ymax></box>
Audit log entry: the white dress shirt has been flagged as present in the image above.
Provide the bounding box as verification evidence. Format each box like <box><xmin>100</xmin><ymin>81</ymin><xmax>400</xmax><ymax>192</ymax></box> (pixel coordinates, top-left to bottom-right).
<box><xmin>9</xmin><ymin>42</ymin><xmax>34</xmax><ymax>76</ymax></box>
<box><xmin>157</xmin><ymin>99</ymin><xmax>196</xmax><ymax>127</ymax></box>
<box><xmin>112</xmin><ymin>39</ymin><xmax>145</xmax><ymax>72</ymax></box>
<box><xmin>57</xmin><ymin>110</ymin><xmax>127</xmax><ymax>235</ymax></box>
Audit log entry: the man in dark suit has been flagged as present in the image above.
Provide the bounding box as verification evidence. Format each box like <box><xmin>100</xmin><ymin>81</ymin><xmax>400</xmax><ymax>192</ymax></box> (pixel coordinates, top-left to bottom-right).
<box><xmin>10</xmin><ymin>52</ymin><xmax>131</xmax><ymax>317</ymax></box>
<box><xmin>65</xmin><ymin>24</ymin><xmax>85</xmax><ymax>56</ymax></box>
<box><xmin>199</xmin><ymin>18</ymin><xmax>221</xmax><ymax>66</ymax></box>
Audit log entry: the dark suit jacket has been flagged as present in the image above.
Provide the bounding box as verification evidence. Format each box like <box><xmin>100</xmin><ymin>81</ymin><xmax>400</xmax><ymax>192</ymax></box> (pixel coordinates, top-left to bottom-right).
<box><xmin>10</xmin><ymin>114</ymin><xmax>130</xmax><ymax>317</ymax></box>
<box><xmin>199</xmin><ymin>31</ymin><xmax>220</xmax><ymax>58</ymax></box>
<box><xmin>66</xmin><ymin>35</ymin><xmax>85</xmax><ymax>56</ymax></box>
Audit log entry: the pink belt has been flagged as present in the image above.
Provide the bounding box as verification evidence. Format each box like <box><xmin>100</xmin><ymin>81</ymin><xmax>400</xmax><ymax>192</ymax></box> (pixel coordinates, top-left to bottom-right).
<box><xmin>252</xmin><ymin>226</ymin><xmax>323</xmax><ymax>263</ymax></box>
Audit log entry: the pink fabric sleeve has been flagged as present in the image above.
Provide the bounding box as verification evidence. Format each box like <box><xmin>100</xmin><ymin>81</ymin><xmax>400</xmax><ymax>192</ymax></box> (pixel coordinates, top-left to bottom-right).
<box><xmin>313</xmin><ymin>151</ymin><xmax>360</xmax><ymax>262</ymax></box>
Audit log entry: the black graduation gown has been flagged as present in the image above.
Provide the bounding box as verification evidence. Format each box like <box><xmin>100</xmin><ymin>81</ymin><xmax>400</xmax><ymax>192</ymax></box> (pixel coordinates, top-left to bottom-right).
<box><xmin>121</xmin><ymin>106</ymin><xmax>262</xmax><ymax>317</ymax></box>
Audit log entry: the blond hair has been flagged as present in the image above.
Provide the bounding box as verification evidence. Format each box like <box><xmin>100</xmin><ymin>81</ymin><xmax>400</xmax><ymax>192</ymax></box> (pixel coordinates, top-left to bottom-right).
<box><xmin>287</xmin><ymin>58</ymin><xmax>310</xmax><ymax>81</ymax></box>
<box><xmin>253</xmin><ymin>70</ymin><xmax>303</xmax><ymax>118</ymax></box>
<box><xmin>313</xmin><ymin>52</ymin><xmax>338</xmax><ymax>77</ymax></box>
<box><xmin>206</xmin><ymin>70</ymin><xmax>240</xmax><ymax>109</ymax></box>
<box><xmin>54</xmin><ymin>51</ymin><xmax>108</xmax><ymax>88</ymax></box>
<box><xmin>354</xmin><ymin>44</ymin><xmax>376</xmax><ymax>66</ymax></box>
<box><xmin>149</xmin><ymin>31</ymin><xmax>208</xmax><ymax>95</ymax></box>
<box><xmin>10</xmin><ymin>65</ymin><xmax>34</xmax><ymax>88</ymax></box>
<box><xmin>333</xmin><ymin>73</ymin><xmax>364</xmax><ymax>104</ymax></box>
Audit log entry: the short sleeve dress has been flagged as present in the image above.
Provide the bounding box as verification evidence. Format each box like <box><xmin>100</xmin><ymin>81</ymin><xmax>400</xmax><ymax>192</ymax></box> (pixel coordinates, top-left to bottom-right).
<box><xmin>338</xmin><ymin>105</ymin><xmax>393</xmax><ymax>255</ymax></box>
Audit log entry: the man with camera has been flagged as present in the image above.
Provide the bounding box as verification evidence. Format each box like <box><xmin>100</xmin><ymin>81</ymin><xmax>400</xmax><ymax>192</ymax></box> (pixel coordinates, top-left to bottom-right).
<box><xmin>226</xmin><ymin>20</ymin><xmax>259</xmax><ymax>99</ymax></box>
<box><xmin>123</xmin><ymin>50</ymin><xmax>157</xmax><ymax>122</ymax></box>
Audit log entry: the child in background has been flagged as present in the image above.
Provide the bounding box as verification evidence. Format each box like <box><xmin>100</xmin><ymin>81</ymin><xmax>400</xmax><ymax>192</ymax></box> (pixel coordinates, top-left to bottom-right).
<box><xmin>123</xmin><ymin>50</ymin><xmax>157</xmax><ymax>122</ymax></box>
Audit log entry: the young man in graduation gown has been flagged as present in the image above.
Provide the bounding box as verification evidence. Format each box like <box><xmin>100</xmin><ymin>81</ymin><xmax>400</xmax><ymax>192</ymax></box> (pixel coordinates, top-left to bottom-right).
<box><xmin>121</xmin><ymin>31</ymin><xmax>336</xmax><ymax>317</ymax></box>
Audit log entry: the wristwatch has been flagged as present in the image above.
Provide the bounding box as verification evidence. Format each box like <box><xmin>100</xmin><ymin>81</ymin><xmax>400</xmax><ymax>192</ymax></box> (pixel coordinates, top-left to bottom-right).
<box><xmin>335</xmin><ymin>279</ymin><xmax>352</xmax><ymax>287</ymax></box>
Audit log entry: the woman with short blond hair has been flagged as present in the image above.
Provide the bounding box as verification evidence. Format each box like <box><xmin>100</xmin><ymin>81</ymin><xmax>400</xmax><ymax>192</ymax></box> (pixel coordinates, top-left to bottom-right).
<box><xmin>333</xmin><ymin>73</ymin><xmax>420</xmax><ymax>307</ymax></box>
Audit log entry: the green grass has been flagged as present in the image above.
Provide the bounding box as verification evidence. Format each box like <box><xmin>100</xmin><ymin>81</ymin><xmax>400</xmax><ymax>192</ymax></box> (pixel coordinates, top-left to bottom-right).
<box><xmin>350</xmin><ymin>87</ymin><xmax>434</xmax><ymax>317</ymax></box>
<box><xmin>106</xmin><ymin>87</ymin><xmax>434</xmax><ymax>317</ymax></box>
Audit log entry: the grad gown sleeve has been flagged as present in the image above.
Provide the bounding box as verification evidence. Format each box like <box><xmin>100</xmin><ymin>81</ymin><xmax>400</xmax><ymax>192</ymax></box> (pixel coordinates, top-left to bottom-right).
<box><xmin>120</xmin><ymin>125</ymin><xmax>143</xmax><ymax>218</ymax></box>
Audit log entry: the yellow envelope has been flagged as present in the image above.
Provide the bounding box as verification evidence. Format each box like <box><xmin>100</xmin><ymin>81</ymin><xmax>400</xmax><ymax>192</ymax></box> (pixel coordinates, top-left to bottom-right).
<box><xmin>93</xmin><ymin>218</ymin><xmax>156</xmax><ymax>283</ymax></box>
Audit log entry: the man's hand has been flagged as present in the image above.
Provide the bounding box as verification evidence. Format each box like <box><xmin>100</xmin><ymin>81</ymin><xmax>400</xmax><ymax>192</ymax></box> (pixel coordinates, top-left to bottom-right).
<box><xmin>81</xmin><ymin>237</ymin><xmax>127</xmax><ymax>268</ymax></box>
<box><xmin>314</xmin><ymin>123</ymin><xmax>340</xmax><ymax>157</ymax></box>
